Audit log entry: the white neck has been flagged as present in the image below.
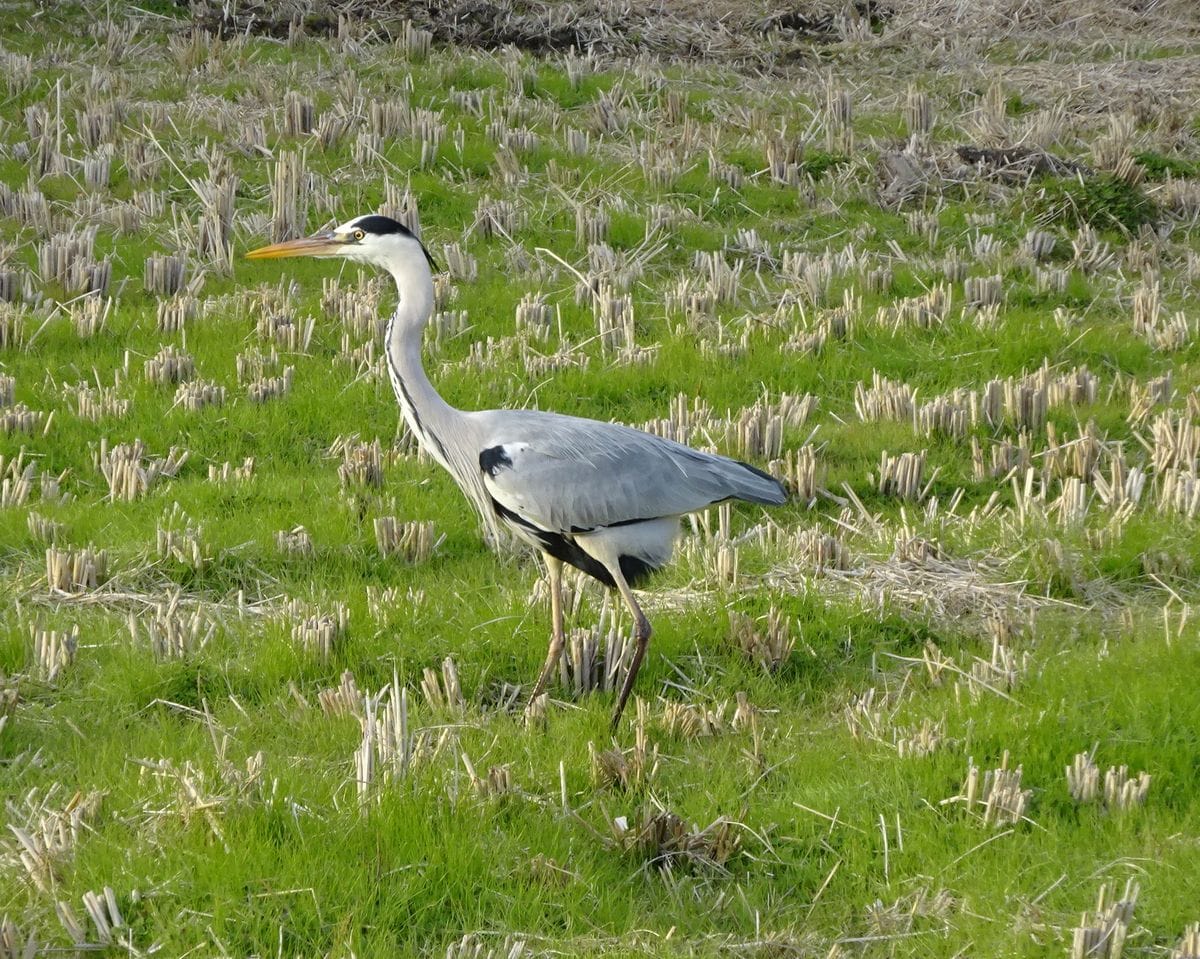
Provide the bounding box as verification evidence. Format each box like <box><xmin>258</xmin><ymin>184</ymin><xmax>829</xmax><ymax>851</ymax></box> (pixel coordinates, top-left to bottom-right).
<box><xmin>380</xmin><ymin>256</ymin><xmax>501</xmax><ymax>545</ymax></box>
<box><xmin>382</xmin><ymin>257</ymin><xmax>458</xmax><ymax>469</ymax></box>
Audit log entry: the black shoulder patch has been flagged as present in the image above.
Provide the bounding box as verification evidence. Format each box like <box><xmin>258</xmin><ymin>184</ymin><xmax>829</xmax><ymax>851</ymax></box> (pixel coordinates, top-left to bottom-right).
<box><xmin>479</xmin><ymin>446</ymin><xmax>513</xmax><ymax>477</ymax></box>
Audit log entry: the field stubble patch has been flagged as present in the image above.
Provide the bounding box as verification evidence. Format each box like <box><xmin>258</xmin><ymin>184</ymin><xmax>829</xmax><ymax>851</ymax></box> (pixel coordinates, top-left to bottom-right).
<box><xmin>1</xmin><ymin>2</ymin><xmax>1200</xmax><ymax>955</ymax></box>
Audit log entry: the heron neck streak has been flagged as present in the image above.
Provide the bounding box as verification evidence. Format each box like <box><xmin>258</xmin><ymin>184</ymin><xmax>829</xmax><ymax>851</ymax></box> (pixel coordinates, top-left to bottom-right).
<box><xmin>383</xmin><ymin>301</ymin><xmax>455</xmax><ymax>471</ymax></box>
<box><xmin>381</xmin><ymin>257</ymin><xmax>503</xmax><ymax>547</ymax></box>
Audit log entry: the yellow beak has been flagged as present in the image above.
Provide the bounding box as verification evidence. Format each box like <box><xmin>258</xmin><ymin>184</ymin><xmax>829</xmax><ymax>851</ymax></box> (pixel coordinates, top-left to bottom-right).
<box><xmin>245</xmin><ymin>234</ymin><xmax>346</xmax><ymax>259</ymax></box>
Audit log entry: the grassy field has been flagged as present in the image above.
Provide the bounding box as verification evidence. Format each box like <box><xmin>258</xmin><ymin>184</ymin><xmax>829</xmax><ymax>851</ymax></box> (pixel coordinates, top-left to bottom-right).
<box><xmin>2</xmin><ymin>1</ymin><xmax>1200</xmax><ymax>955</ymax></box>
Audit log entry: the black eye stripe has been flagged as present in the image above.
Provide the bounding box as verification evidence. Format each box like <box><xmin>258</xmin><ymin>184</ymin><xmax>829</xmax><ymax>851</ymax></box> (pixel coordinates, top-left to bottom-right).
<box><xmin>349</xmin><ymin>215</ymin><xmax>414</xmax><ymax>237</ymax></box>
<box><xmin>346</xmin><ymin>214</ymin><xmax>439</xmax><ymax>272</ymax></box>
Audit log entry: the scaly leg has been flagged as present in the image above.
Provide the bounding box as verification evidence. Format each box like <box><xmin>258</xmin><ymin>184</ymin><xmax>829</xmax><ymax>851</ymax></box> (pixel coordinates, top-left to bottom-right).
<box><xmin>608</xmin><ymin>563</ymin><xmax>652</xmax><ymax>733</ymax></box>
<box><xmin>527</xmin><ymin>552</ymin><xmax>565</xmax><ymax>706</ymax></box>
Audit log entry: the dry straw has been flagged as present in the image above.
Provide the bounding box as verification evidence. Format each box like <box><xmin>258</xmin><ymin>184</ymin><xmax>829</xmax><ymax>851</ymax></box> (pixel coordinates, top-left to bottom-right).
<box><xmin>420</xmin><ymin>656</ymin><xmax>464</xmax><ymax>713</ymax></box>
<box><xmin>1103</xmin><ymin>765</ymin><xmax>1151</xmax><ymax>812</ymax></box>
<box><xmin>94</xmin><ymin>438</ymin><xmax>188</xmax><ymax>501</ymax></box>
<box><xmin>275</xmin><ymin>525</ymin><xmax>312</xmax><ymax>556</ymax></box>
<box><xmin>1173</xmin><ymin>924</ymin><xmax>1200</xmax><ymax>959</ymax></box>
<box><xmin>590</xmin><ymin>701</ymin><xmax>659</xmax><ymax>791</ymax></box>
<box><xmin>144</xmin><ymin>253</ymin><xmax>187</xmax><ymax>296</ymax></box>
<box><xmin>556</xmin><ymin>623</ymin><xmax>635</xmax><ymax>697</ymax></box>
<box><xmin>337</xmin><ymin>437</ymin><xmax>384</xmax><ymax>489</ymax></box>
<box><xmin>444</xmin><ymin>935</ymin><xmax>527</xmax><ymax>959</ymax></box>
<box><xmin>290</xmin><ymin>603</ymin><xmax>348</xmax><ymax>660</ymax></box>
<box><xmin>856</xmin><ymin>373</ymin><xmax>915</xmax><ymax>423</ymax></box>
<box><xmin>55</xmin><ymin>887</ymin><xmax>131</xmax><ymax>949</ymax></box>
<box><xmin>965</xmin><ymin>638</ymin><xmax>1028</xmax><ymax>700</ymax></box>
<box><xmin>895</xmin><ymin>716</ymin><xmax>947</xmax><ymax>758</ymax></box>
<box><xmin>46</xmin><ymin>546</ymin><xmax>107</xmax><ymax>592</ymax></box>
<box><xmin>318</xmin><ymin>670</ymin><xmax>363</xmax><ymax>717</ymax></box>
<box><xmin>600</xmin><ymin>803</ymin><xmax>741</xmax><ymax>873</ymax></box>
<box><xmin>727</xmin><ymin>607</ymin><xmax>794</xmax><ymax>673</ymax></box>
<box><xmin>208</xmin><ymin>458</ymin><xmax>254</xmax><ymax>483</ymax></box>
<box><xmin>4</xmin><ymin>787</ymin><xmax>102</xmax><ymax>896</ymax></box>
<box><xmin>769</xmin><ymin>445</ymin><xmax>821</xmax><ymax>502</ymax></box>
<box><xmin>442</xmin><ymin>242</ymin><xmax>477</xmax><ymax>282</ymax></box>
<box><xmin>356</xmin><ymin>672</ymin><xmax>454</xmax><ymax>807</ymax></box>
<box><xmin>1071</xmin><ymin>879</ymin><xmax>1139</xmax><ymax>959</ymax></box>
<box><xmin>659</xmin><ymin>699</ymin><xmax>733</xmax><ymax>740</ymax></box>
<box><xmin>143</xmin><ymin>344</ymin><xmax>195</xmax><ymax>385</ymax></box>
<box><xmin>460</xmin><ymin>753</ymin><xmax>517</xmax><ymax>801</ymax></box>
<box><xmin>27</xmin><ymin>511</ymin><xmax>63</xmax><ymax>543</ymax></box>
<box><xmin>0</xmin><ymin>403</ymin><xmax>43</xmax><ymax>435</ymax></box>
<box><xmin>65</xmin><ymin>380</ymin><xmax>130</xmax><ymax>422</ymax></box>
<box><xmin>156</xmin><ymin>510</ymin><xmax>207</xmax><ymax>569</ymax></box>
<box><xmin>245</xmin><ymin>367</ymin><xmax>294</xmax><ymax>403</ymax></box>
<box><xmin>1</xmin><ymin>448</ymin><xmax>35</xmax><ymax>508</ymax></box>
<box><xmin>37</xmin><ymin>229</ymin><xmax>109</xmax><ymax>296</ymax></box>
<box><xmin>0</xmin><ymin>304</ymin><xmax>26</xmax><ymax>349</ymax></box>
<box><xmin>270</xmin><ymin>150</ymin><xmax>308</xmax><ymax>242</ymax></box>
<box><xmin>366</xmin><ymin>584</ymin><xmax>425</xmax><ymax>621</ymax></box>
<box><xmin>789</xmin><ymin>526</ymin><xmax>852</xmax><ymax>571</ymax></box>
<box><xmin>131</xmin><ymin>592</ymin><xmax>216</xmax><ymax>660</ymax></box>
<box><xmin>952</xmin><ymin>751</ymin><xmax>1032</xmax><ymax>827</ymax></box>
<box><xmin>877</xmin><ymin>449</ymin><xmax>928</xmax><ymax>500</ymax></box>
<box><xmin>174</xmin><ymin>379</ymin><xmax>225</xmax><ymax>411</ymax></box>
<box><xmin>374</xmin><ymin>517</ymin><xmax>439</xmax><ymax>562</ymax></box>
<box><xmin>32</xmin><ymin>624</ymin><xmax>78</xmax><ymax>681</ymax></box>
<box><xmin>69</xmin><ymin>295</ymin><xmax>113</xmax><ymax>338</ymax></box>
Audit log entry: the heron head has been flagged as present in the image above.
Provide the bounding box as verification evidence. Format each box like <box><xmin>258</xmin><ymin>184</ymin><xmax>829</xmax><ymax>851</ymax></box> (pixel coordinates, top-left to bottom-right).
<box><xmin>245</xmin><ymin>214</ymin><xmax>438</xmax><ymax>273</ymax></box>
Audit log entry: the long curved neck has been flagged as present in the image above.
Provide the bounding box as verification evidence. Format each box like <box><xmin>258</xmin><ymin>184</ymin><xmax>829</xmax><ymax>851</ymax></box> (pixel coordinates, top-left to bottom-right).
<box><xmin>381</xmin><ymin>257</ymin><xmax>502</xmax><ymax>546</ymax></box>
<box><xmin>383</xmin><ymin>260</ymin><xmax>460</xmax><ymax>471</ymax></box>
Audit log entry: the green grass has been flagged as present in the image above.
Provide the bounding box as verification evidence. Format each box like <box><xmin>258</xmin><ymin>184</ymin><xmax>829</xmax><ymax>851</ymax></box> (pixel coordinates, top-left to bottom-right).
<box><xmin>1</xmin><ymin>4</ymin><xmax>1200</xmax><ymax>957</ymax></box>
<box><xmin>1037</xmin><ymin>173</ymin><xmax>1158</xmax><ymax>232</ymax></box>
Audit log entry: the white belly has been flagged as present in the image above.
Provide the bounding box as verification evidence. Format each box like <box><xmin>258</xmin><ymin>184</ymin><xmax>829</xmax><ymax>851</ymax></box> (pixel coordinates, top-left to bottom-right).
<box><xmin>574</xmin><ymin>516</ymin><xmax>680</xmax><ymax>571</ymax></box>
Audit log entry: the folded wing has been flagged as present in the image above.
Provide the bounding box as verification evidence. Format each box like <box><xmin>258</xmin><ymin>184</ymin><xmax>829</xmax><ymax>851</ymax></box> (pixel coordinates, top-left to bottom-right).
<box><xmin>476</xmin><ymin>411</ymin><xmax>787</xmax><ymax>534</ymax></box>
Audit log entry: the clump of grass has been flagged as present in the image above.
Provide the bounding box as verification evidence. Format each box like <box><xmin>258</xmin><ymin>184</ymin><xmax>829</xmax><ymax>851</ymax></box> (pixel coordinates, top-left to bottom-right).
<box><xmin>374</xmin><ymin>517</ymin><xmax>439</xmax><ymax>562</ymax></box>
<box><xmin>1173</xmin><ymin>924</ymin><xmax>1200</xmax><ymax>959</ymax></box>
<box><xmin>1038</xmin><ymin>173</ymin><xmax>1156</xmax><ymax>232</ymax></box>
<box><xmin>1071</xmin><ymin>880</ymin><xmax>1139</xmax><ymax>959</ymax></box>
<box><xmin>598</xmin><ymin>803</ymin><xmax>743</xmax><ymax>874</ymax></box>
<box><xmin>30</xmin><ymin>624</ymin><xmax>78</xmax><ymax>681</ymax></box>
<box><xmin>288</xmin><ymin>601</ymin><xmax>349</xmax><ymax>660</ymax></box>
<box><xmin>589</xmin><ymin>702</ymin><xmax>658</xmax><ymax>791</ymax></box>
<box><xmin>1133</xmin><ymin>149</ymin><xmax>1198</xmax><ymax>181</ymax></box>
<box><xmin>421</xmin><ymin>656</ymin><xmax>464</xmax><ymax>713</ymax></box>
<box><xmin>727</xmin><ymin>607</ymin><xmax>794</xmax><ymax>673</ymax></box>
<box><xmin>45</xmin><ymin>545</ymin><xmax>108</xmax><ymax>592</ymax></box>
<box><xmin>954</xmin><ymin>752</ymin><xmax>1032</xmax><ymax>827</ymax></box>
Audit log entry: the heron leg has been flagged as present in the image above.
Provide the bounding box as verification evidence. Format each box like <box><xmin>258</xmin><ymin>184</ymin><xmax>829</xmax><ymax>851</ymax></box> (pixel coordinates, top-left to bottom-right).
<box><xmin>608</xmin><ymin>565</ymin><xmax>652</xmax><ymax>733</ymax></box>
<box><xmin>527</xmin><ymin>553</ymin><xmax>565</xmax><ymax>706</ymax></box>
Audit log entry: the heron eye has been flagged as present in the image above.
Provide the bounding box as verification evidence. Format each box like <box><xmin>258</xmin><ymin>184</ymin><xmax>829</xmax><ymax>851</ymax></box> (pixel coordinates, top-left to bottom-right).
<box><xmin>353</xmin><ymin>229</ymin><xmax>365</xmax><ymax>241</ymax></box>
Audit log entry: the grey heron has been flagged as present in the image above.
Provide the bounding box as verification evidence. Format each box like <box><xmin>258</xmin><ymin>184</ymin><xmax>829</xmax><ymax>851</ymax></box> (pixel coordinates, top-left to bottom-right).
<box><xmin>247</xmin><ymin>214</ymin><xmax>787</xmax><ymax>729</ymax></box>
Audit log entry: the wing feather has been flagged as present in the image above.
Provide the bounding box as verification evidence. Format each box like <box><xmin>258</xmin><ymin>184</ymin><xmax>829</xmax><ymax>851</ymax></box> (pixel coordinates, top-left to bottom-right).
<box><xmin>474</xmin><ymin>410</ymin><xmax>786</xmax><ymax>533</ymax></box>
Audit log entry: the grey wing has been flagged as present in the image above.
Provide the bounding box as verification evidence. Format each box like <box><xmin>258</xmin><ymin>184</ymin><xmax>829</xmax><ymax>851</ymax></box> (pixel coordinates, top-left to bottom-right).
<box><xmin>476</xmin><ymin>412</ymin><xmax>786</xmax><ymax>533</ymax></box>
